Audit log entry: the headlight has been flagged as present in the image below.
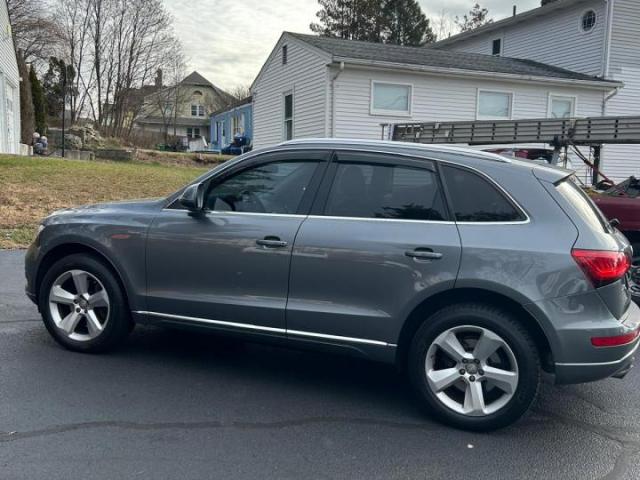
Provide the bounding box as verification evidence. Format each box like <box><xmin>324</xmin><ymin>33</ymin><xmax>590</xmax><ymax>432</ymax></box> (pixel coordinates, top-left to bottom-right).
<box><xmin>37</xmin><ymin>224</ymin><xmax>46</xmax><ymax>236</ymax></box>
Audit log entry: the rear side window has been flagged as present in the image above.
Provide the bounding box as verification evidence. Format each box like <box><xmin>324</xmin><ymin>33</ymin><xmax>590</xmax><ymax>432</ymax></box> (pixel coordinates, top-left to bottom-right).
<box><xmin>442</xmin><ymin>165</ymin><xmax>525</xmax><ymax>222</ymax></box>
<box><xmin>556</xmin><ymin>177</ymin><xmax>608</xmax><ymax>233</ymax></box>
<box><xmin>324</xmin><ymin>163</ymin><xmax>447</xmax><ymax>221</ymax></box>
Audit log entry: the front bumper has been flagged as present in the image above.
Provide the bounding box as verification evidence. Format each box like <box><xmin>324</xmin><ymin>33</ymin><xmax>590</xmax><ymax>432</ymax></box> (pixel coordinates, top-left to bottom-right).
<box><xmin>24</xmin><ymin>240</ymin><xmax>41</xmax><ymax>306</ymax></box>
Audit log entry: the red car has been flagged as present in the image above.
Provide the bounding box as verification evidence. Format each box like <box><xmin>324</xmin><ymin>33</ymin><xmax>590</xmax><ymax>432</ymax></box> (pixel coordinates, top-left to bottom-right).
<box><xmin>591</xmin><ymin>177</ymin><xmax>640</xmax><ymax>302</ymax></box>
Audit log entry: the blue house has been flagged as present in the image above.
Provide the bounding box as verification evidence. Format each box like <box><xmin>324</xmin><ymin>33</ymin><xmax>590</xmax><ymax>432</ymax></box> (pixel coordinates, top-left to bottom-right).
<box><xmin>209</xmin><ymin>96</ymin><xmax>253</xmax><ymax>152</ymax></box>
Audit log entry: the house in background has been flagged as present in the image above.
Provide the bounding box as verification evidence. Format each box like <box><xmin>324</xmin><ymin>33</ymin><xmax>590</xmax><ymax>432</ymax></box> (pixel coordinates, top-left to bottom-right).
<box><xmin>2</xmin><ymin>0</ymin><xmax>21</xmax><ymax>154</ymax></box>
<box><xmin>135</xmin><ymin>71</ymin><xmax>232</xmax><ymax>143</ymax></box>
<box><xmin>209</xmin><ymin>96</ymin><xmax>252</xmax><ymax>152</ymax></box>
<box><xmin>433</xmin><ymin>0</ymin><xmax>639</xmax><ymax>180</ymax></box>
<box><xmin>251</xmin><ymin>32</ymin><xmax>619</xmax><ymax>180</ymax></box>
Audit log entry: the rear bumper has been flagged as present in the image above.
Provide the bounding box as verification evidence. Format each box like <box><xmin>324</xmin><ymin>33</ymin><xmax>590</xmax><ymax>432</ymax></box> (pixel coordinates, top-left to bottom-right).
<box><xmin>526</xmin><ymin>293</ymin><xmax>640</xmax><ymax>384</ymax></box>
<box><xmin>554</xmin><ymin>337</ymin><xmax>639</xmax><ymax>384</ymax></box>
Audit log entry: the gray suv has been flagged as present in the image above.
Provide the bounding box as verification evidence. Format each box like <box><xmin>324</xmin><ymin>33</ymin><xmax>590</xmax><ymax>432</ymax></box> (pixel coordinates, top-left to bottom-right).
<box><xmin>25</xmin><ymin>139</ymin><xmax>640</xmax><ymax>431</ymax></box>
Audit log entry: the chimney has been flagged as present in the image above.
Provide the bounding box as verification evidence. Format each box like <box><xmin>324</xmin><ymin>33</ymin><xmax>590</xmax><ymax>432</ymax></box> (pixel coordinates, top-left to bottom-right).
<box><xmin>513</xmin><ymin>5</ymin><xmax>517</xmax><ymax>16</ymax></box>
<box><xmin>155</xmin><ymin>69</ymin><xmax>163</xmax><ymax>88</ymax></box>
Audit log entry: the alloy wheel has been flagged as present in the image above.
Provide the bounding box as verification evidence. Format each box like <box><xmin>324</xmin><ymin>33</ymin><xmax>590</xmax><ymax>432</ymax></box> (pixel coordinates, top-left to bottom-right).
<box><xmin>425</xmin><ymin>325</ymin><xmax>519</xmax><ymax>417</ymax></box>
<box><xmin>48</xmin><ymin>269</ymin><xmax>110</xmax><ymax>341</ymax></box>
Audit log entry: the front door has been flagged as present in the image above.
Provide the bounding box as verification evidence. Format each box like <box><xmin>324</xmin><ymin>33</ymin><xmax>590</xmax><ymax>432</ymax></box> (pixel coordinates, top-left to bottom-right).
<box><xmin>145</xmin><ymin>150</ymin><xmax>329</xmax><ymax>334</ymax></box>
<box><xmin>287</xmin><ymin>151</ymin><xmax>462</xmax><ymax>345</ymax></box>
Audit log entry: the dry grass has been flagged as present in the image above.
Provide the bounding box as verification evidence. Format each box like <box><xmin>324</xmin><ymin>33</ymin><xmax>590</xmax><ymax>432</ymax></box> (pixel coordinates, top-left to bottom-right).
<box><xmin>0</xmin><ymin>155</ymin><xmax>209</xmax><ymax>249</ymax></box>
<box><xmin>132</xmin><ymin>149</ymin><xmax>232</xmax><ymax>167</ymax></box>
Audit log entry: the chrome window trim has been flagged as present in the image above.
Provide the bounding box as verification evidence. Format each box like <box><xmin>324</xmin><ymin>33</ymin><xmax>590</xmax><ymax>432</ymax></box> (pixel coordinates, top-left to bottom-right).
<box><xmin>164</xmin><ymin>144</ymin><xmax>531</xmax><ymax>224</ymax></box>
<box><xmin>159</xmin><ymin>210</ymin><xmax>530</xmax><ymax>226</ymax></box>
<box><xmin>134</xmin><ymin>311</ymin><xmax>397</xmax><ymax>348</ymax></box>
<box><xmin>306</xmin><ymin>215</ymin><xmax>456</xmax><ymax>225</ymax></box>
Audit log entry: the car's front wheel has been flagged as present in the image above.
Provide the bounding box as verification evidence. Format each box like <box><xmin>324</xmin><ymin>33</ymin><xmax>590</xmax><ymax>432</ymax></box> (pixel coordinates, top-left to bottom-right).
<box><xmin>409</xmin><ymin>303</ymin><xmax>540</xmax><ymax>431</ymax></box>
<box><xmin>39</xmin><ymin>253</ymin><xmax>132</xmax><ymax>353</ymax></box>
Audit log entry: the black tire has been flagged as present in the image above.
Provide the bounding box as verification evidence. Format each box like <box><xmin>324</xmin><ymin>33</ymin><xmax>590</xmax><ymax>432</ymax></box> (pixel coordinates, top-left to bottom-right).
<box><xmin>38</xmin><ymin>253</ymin><xmax>133</xmax><ymax>353</ymax></box>
<box><xmin>408</xmin><ymin>303</ymin><xmax>540</xmax><ymax>431</ymax></box>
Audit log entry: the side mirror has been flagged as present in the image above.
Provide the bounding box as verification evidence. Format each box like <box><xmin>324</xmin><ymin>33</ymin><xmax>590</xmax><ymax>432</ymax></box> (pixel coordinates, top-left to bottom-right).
<box><xmin>179</xmin><ymin>183</ymin><xmax>204</xmax><ymax>211</ymax></box>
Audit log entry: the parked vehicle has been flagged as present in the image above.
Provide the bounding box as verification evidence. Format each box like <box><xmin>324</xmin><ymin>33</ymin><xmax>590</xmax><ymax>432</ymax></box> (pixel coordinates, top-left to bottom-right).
<box><xmin>591</xmin><ymin>177</ymin><xmax>640</xmax><ymax>304</ymax></box>
<box><xmin>25</xmin><ymin>139</ymin><xmax>639</xmax><ymax>431</ymax></box>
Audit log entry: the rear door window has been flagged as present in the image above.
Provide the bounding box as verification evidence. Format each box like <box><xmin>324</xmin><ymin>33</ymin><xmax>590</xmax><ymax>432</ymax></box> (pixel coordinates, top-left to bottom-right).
<box><xmin>441</xmin><ymin>165</ymin><xmax>525</xmax><ymax>222</ymax></box>
<box><xmin>324</xmin><ymin>161</ymin><xmax>448</xmax><ymax>221</ymax></box>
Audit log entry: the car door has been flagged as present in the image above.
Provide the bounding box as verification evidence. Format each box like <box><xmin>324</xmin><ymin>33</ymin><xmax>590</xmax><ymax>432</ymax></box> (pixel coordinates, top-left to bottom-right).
<box><xmin>145</xmin><ymin>150</ymin><xmax>330</xmax><ymax>335</ymax></box>
<box><xmin>286</xmin><ymin>150</ymin><xmax>461</xmax><ymax>346</ymax></box>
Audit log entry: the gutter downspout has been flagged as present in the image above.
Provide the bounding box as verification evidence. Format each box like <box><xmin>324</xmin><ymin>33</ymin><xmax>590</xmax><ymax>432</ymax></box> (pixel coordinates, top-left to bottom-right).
<box><xmin>602</xmin><ymin>0</ymin><xmax>616</xmax><ymax>115</ymax></box>
<box><xmin>330</xmin><ymin>61</ymin><xmax>345</xmax><ymax>137</ymax></box>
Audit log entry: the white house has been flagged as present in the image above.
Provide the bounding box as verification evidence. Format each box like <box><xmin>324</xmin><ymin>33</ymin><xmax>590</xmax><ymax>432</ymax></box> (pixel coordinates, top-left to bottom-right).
<box><xmin>434</xmin><ymin>0</ymin><xmax>639</xmax><ymax>181</ymax></box>
<box><xmin>251</xmin><ymin>32</ymin><xmax>620</xmax><ymax>180</ymax></box>
<box><xmin>1</xmin><ymin>0</ymin><xmax>21</xmax><ymax>154</ymax></box>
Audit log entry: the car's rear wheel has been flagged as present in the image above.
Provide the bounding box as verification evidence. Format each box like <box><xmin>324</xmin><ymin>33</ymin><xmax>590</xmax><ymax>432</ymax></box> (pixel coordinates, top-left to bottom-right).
<box><xmin>408</xmin><ymin>303</ymin><xmax>540</xmax><ymax>431</ymax></box>
<box><xmin>39</xmin><ymin>253</ymin><xmax>132</xmax><ymax>353</ymax></box>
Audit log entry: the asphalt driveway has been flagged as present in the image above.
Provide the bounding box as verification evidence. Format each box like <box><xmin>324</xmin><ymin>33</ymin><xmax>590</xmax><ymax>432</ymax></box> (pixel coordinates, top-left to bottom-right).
<box><xmin>1</xmin><ymin>250</ymin><xmax>639</xmax><ymax>479</ymax></box>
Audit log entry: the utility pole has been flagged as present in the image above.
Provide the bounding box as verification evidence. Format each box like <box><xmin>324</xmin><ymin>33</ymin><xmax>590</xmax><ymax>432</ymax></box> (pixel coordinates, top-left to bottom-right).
<box><xmin>61</xmin><ymin>64</ymin><xmax>67</xmax><ymax>158</ymax></box>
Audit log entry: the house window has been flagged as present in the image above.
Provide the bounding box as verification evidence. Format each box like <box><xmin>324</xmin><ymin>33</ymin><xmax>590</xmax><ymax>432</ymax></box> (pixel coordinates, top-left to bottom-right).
<box><xmin>477</xmin><ymin>90</ymin><xmax>513</xmax><ymax>120</ymax></box>
<box><xmin>231</xmin><ymin>113</ymin><xmax>245</xmax><ymax>135</ymax></box>
<box><xmin>492</xmin><ymin>38</ymin><xmax>502</xmax><ymax>56</ymax></box>
<box><xmin>549</xmin><ymin>95</ymin><xmax>576</xmax><ymax>118</ymax></box>
<box><xmin>284</xmin><ymin>93</ymin><xmax>293</xmax><ymax>140</ymax></box>
<box><xmin>191</xmin><ymin>105</ymin><xmax>205</xmax><ymax>117</ymax></box>
<box><xmin>187</xmin><ymin>127</ymin><xmax>201</xmax><ymax>138</ymax></box>
<box><xmin>581</xmin><ymin>10</ymin><xmax>597</xmax><ymax>32</ymax></box>
<box><xmin>282</xmin><ymin>45</ymin><xmax>288</xmax><ymax>65</ymax></box>
<box><xmin>371</xmin><ymin>82</ymin><xmax>412</xmax><ymax>115</ymax></box>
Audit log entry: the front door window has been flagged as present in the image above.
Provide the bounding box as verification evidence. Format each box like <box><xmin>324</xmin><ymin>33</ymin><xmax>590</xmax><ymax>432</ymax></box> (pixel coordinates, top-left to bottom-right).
<box><xmin>205</xmin><ymin>161</ymin><xmax>319</xmax><ymax>214</ymax></box>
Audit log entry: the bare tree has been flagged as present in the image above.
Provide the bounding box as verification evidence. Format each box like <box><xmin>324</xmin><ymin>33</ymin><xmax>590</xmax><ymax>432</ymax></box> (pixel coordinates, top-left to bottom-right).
<box><xmin>8</xmin><ymin>0</ymin><xmax>61</xmax><ymax>66</ymax></box>
<box><xmin>17</xmin><ymin>0</ymin><xmax>185</xmax><ymax>141</ymax></box>
<box><xmin>433</xmin><ymin>9</ymin><xmax>457</xmax><ymax>40</ymax></box>
<box><xmin>228</xmin><ymin>84</ymin><xmax>252</xmax><ymax>101</ymax></box>
<box><xmin>455</xmin><ymin>3</ymin><xmax>493</xmax><ymax>33</ymax></box>
<box><xmin>141</xmin><ymin>41</ymin><xmax>189</xmax><ymax>143</ymax></box>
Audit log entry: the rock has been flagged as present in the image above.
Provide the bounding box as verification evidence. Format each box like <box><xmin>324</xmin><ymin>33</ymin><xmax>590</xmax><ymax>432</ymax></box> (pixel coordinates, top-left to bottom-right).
<box><xmin>64</xmin><ymin>134</ymin><xmax>83</xmax><ymax>150</ymax></box>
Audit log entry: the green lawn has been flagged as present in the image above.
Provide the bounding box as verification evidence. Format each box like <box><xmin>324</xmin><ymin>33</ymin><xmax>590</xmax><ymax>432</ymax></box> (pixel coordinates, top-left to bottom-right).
<box><xmin>0</xmin><ymin>155</ymin><xmax>209</xmax><ymax>248</ymax></box>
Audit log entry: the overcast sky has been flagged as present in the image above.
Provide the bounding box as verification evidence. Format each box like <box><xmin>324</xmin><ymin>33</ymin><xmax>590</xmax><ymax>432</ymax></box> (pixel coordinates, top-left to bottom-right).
<box><xmin>163</xmin><ymin>0</ymin><xmax>541</xmax><ymax>91</ymax></box>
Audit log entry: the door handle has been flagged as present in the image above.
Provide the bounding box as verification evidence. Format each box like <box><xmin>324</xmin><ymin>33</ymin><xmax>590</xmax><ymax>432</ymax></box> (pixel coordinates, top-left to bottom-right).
<box><xmin>405</xmin><ymin>248</ymin><xmax>443</xmax><ymax>260</ymax></box>
<box><xmin>256</xmin><ymin>237</ymin><xmax>288</xmax><ymax>248</ymax></box>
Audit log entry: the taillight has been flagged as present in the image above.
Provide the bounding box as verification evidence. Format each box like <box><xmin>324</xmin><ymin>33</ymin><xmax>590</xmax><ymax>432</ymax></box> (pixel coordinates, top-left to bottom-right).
<box><xmin>591</xmin><ymin>329</ymin><xmax>640</xmax><ymax>347</ymax></box>
<box><xmin>571</xmin><ymin>249</ymin><xmax>631</xmax><ymax>288</ymax></box>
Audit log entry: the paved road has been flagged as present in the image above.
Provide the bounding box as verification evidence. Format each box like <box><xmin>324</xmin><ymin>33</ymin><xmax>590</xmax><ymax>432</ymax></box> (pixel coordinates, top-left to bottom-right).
<box><xmin>1</xmin><ymin>250</ymin><xmax>639</xmax><ymax>479</ymax></box>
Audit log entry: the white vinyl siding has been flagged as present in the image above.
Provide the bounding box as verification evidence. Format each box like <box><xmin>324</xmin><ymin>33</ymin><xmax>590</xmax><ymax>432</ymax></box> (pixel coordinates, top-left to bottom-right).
<box><xmin>442</xmin><ymin>0</ymin><xmax>606</xmax><ymax>77</ymax></box>
<box><xmin>331</xmin><ymin>67</ymin><xmax>603</xmax><ymax>140</ymax></box>
<box><xmin>252</xmin><ymin>36</ymin><xmax>329</xmax><ymax>147</ymax></box>
<box><xmin>0</xmin><ymin>0</ymin><xmax>20</xmax><ymax>154</ymax></box>
<box><xmin>601</xmin><ymin>0</ymin><xmax>640</xmax><ymax>181</ymax></box>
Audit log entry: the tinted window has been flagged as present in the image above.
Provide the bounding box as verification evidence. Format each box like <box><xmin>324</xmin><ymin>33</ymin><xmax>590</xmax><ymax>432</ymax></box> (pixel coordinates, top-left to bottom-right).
<box><xmin>324</xmin><ymin>163</ymin><xmax>447</xmax><ymax>221</ymax></box>
<box><xmin>442</xmin><ymin>165</ymin><xmax>524</xmax><ymax>222</ymax></box>
<box><xmin>205</xmin><ymin>161</ymin><xmax>317</xmax><ymax>214</ymax></box>
<box><xmin>557</xmin><ymin>177</ymin><xmax>608</xmax><ymax>233</ymax></box>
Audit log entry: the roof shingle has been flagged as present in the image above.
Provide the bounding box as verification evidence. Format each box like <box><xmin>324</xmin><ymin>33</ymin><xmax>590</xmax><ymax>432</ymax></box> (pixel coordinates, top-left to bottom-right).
<box><xmin>288</xmin><ymin>32</ymin><xmax>612</xmax><ymax>83</ymax></box>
